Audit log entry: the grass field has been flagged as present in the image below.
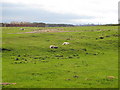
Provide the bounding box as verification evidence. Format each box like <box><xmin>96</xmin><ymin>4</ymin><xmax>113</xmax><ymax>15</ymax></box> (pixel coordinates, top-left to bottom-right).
<box><xmin>1</xmin><ymin>26</ymin><xmax>118</xmax><ymax>88</ymax></box>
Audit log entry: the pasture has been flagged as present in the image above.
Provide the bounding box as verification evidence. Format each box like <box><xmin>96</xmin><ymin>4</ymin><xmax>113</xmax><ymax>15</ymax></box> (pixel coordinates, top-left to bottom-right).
<box><xmin>1</xmin><ymin>26</ymin><xmax>118</xmax><ymax>88</ymax></box>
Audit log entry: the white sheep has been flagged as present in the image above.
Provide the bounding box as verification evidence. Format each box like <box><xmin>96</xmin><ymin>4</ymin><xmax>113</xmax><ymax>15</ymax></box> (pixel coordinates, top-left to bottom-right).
<box><xmin>20</xmin><ymin>28</ymin><xmax>25</xmax><ymax>30</ymax></box>
<box><xmin>50</xmin><ymin>45</ymin><xmax>55</xmax><ymax>48</ymax></box>
<box><xmin>62</xmin><ymin>42</ymin><xmax>70</xmax><ymax>45</ymax></box>
<box><xmin>49</xmin><ymin>45</ymin><xmax>58</xmax><ymax>49</ymax></box>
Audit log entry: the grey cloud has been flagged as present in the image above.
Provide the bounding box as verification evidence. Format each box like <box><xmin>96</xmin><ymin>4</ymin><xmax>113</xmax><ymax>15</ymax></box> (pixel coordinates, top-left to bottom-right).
<box><xmin>2</xmin><ymin>2</ymin><xmax>26</xmax><ymax>8</ymax></box>
<box><xmin>2</xmin><ymin>2</ymin><xmax>96</xmax><ymax>24</ymax></box>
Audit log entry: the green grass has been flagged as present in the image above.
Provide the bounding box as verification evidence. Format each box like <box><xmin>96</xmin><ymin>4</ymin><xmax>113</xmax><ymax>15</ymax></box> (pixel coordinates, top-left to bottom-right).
<box><xmin>2</xmin><ymin>26</ymin><xmax>118</xmax><ymax>88</ymax></box>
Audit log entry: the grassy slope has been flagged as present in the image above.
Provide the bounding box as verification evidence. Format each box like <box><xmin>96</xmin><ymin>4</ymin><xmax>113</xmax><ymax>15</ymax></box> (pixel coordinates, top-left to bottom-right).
<box><xmin>2</xmin><ymin>26</ymin><xmax>118</xmax><ymax>88</ymax></box>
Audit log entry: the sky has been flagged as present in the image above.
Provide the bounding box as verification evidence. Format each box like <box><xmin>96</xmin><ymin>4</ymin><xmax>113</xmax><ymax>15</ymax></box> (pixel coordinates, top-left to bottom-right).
<box><xmin>1</xmin><ymin>0</ymin><xmax>119</xmax><ymax>24</ymax></box>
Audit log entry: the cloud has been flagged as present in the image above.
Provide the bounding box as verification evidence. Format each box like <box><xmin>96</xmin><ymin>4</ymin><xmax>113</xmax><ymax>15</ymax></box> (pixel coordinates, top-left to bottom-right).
<box><xmin>1</xmin><ymin>0</ymin><xmax>119</xmax><ymax>24</ymax></box>
<box><xmin>2</xmin><ymin>2</ymin><xmax>96</xmax><ymax>24</ymax></box>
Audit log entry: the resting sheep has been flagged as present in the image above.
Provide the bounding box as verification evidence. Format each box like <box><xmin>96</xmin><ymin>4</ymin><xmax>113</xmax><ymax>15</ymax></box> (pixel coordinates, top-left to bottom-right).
<box><xmin>62</xmin><ymin>42</ymin><xmax>70</xmax><ymax>45</ymax></box>
<box><xmin>49</xmin><ymin>45</ymin><xmax>58</xmax><ymax>49</ymax></box>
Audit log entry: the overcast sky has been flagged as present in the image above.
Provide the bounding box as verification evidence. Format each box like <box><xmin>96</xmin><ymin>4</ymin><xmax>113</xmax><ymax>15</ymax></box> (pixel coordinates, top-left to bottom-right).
<box><xmin>1</xmin><ymin>0</ymin><xmax>119</xmax><ymax>24</ymax></box>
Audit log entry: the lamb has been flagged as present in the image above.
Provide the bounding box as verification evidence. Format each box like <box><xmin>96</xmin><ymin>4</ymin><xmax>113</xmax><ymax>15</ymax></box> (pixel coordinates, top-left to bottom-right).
<box><xmin>62</xmin><ymin>42</ymin><xmax>70</xmax><ymax>45</ymax></box>
<box><xmin>49</xmin><ymin>45</ymin><xmax>58</xmax><ymax>49</ymax></box>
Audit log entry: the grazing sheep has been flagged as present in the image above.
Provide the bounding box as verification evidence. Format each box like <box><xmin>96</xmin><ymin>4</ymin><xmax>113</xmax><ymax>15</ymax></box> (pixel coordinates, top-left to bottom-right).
<box><xmin>49</xmin><ymin>45</ymin><xmax>58</xmax><ymax>49</ymax></box>
<box><xmin>62</xmin><ymin>42</ymin><xmax>70</xmax><ymax>45</ymax></box>
<box><xmin>20</xmin><ymin>28</ymin><xmax>25</xmax><ymax>30</ymax></box>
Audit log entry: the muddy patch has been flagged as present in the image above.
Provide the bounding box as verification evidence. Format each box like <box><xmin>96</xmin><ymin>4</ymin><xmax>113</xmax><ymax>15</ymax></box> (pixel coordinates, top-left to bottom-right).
<box><xmin>7</xmin><ymin>28</ymin><xmax>117</xmax><ymax>34</ymax></box>
<box><xmin>8</xmin><ymin>28</ymin><xmax>73</xmax><ymax>34</ymax></box>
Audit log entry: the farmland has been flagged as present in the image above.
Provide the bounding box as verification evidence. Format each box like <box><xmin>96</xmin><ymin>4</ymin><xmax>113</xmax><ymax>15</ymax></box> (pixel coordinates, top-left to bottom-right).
<box><xmin>1</xmin><ymin>26</ymin><xmax>118</xmax><ymax>88</ymax></box>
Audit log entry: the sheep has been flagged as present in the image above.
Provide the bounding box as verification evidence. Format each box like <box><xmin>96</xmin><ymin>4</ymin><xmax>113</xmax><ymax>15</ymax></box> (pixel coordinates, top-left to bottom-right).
<box><xmin>20</xmin><ymin>28</ymin><xmax>25</xmax><ymax>30</ymax></box>
<box><xmin>49</xmin><ymin>45</ymin><xmax>58</xmax><ymax>49</ymax></box>
<box><xmin>62</xmin><ymin>42</ymin><xmax>70</xmax><ymax>45</ymax></box>
<box><xmin>50</xmin><ymin>45</ymin><xmax>55</xmax><ymax>48</ymax></box>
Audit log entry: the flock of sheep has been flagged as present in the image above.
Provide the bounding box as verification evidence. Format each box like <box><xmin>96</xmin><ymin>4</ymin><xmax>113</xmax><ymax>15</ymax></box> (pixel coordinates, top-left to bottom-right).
<box><xmin>50</xmin><ymin>42</ymin><xmax>70</xmax><ymax>49</ymax></box>
<box><xmin>20</xmin><ymin>28</ymin><xmax>70</xmax><ymax>49</ymax></box>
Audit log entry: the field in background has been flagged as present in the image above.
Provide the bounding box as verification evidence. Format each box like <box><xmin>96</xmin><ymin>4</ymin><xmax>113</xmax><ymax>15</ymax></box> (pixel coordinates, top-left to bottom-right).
<box><xmin>2</xmin><ymin>26</ymin><xmax>118</xmax><ymax>88</ymax></box>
